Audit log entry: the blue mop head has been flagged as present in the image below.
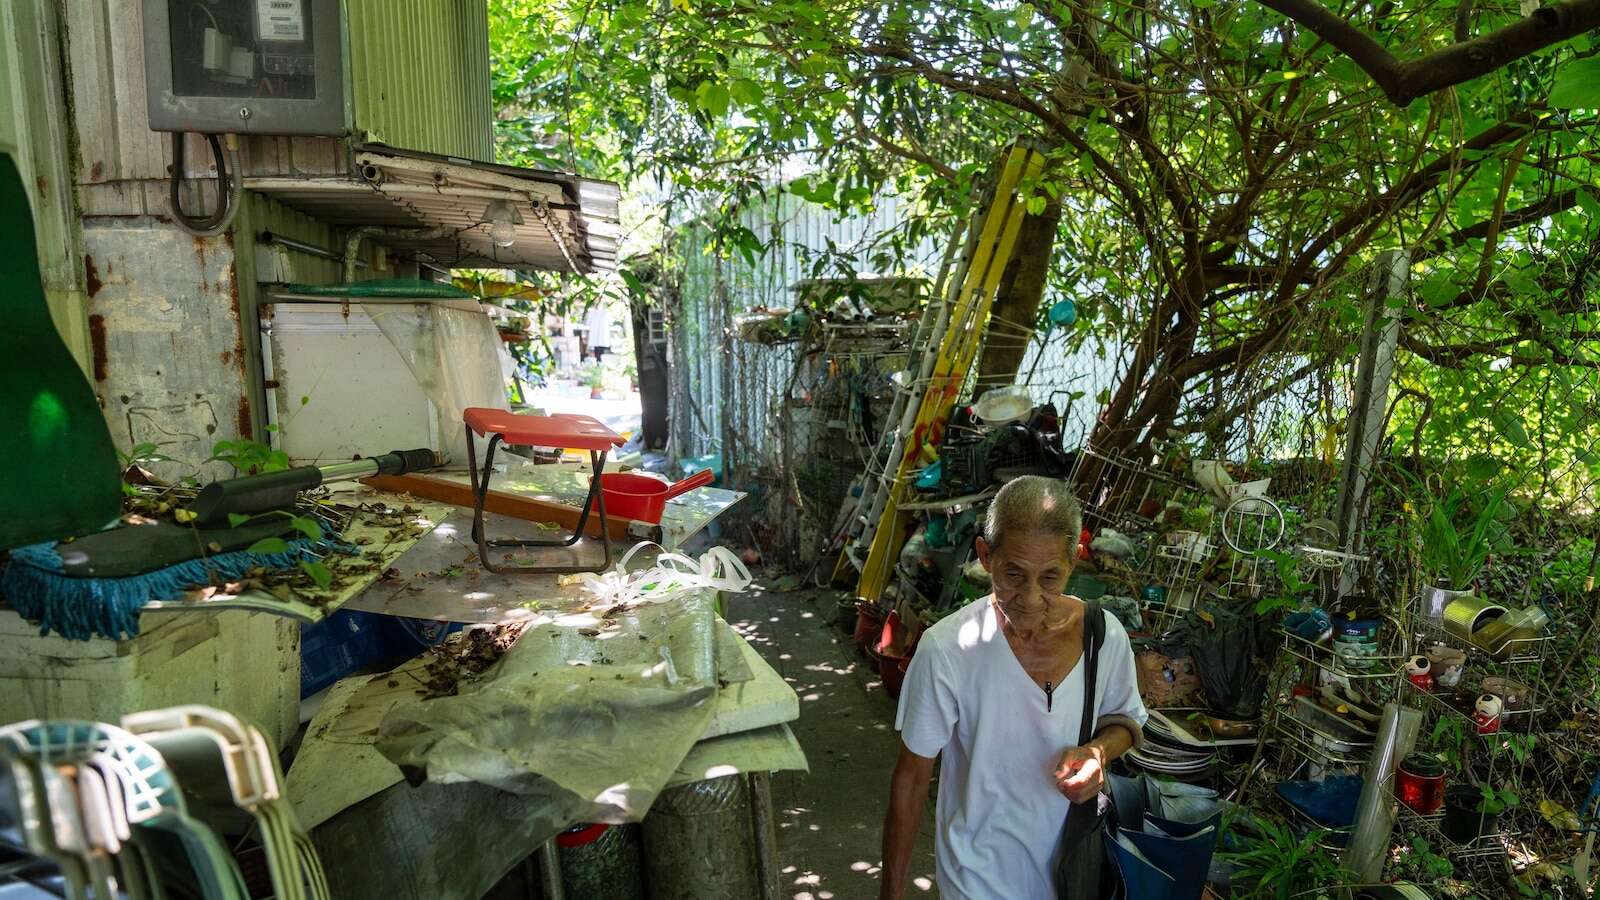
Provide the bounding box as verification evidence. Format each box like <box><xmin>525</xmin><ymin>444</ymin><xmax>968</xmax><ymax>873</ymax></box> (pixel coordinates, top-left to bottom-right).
<box><xmin>1</xmin><ymin>525</ymin><xmax>353</xmax><ymax>641</ymax></box>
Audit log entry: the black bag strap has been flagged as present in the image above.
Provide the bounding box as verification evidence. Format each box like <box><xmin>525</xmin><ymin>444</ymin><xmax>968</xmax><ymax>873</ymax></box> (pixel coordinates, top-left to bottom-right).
<box><xmin>1077</xmin><ymin>599</ymin><xmax>1106</xmax><ymax>747</ymax></box>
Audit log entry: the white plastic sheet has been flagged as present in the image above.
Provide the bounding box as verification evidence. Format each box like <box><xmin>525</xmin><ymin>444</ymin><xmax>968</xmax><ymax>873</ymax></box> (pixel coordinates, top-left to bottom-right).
<box><xmin>360</xmin><ymin>301</ymin><xmax>508</xmax><ymax>465</ymax></box>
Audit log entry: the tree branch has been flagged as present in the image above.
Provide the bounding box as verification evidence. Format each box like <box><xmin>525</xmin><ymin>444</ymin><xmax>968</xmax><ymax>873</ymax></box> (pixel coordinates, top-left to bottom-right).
<box><xmin>1416</xmin><ymin>189</ymin><xmax>1582</xmax><ymax>261</ymax></box>
<box><xmin>1257</xmin><ymin>0</ymin><xmax>1600</xmax><ymax>105</ymax></box>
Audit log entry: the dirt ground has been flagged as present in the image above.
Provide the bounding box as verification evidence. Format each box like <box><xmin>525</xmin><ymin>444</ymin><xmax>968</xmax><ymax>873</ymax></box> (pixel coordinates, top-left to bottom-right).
<box><xmin>723</xmin><ymin>586</ymin><xmax>940</xmax><ymax>899</ymax></box>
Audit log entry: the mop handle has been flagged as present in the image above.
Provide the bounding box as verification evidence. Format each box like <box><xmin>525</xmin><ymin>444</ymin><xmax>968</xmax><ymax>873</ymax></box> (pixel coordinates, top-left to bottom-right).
<box><xmin>188</xmin><ymin>449</ymin><xmax>438</xmax><ymax>527</ymax></box>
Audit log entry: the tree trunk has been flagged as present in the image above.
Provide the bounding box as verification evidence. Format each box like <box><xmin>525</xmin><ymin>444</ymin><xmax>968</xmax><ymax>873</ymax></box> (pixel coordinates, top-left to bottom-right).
<box><xmin>975</xmin><ymin>197</ymin><xmax>1064</xmax><ymax>388</ymax></box>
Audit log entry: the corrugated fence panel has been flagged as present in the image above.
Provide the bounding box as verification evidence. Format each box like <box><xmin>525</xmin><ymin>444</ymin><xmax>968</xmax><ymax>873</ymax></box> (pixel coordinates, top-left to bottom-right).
<box><xmin>347</xmin><ymin>0</ymin><xmax>494</xmax><ymax>162</ymax></box>
<box><xmin>670</xmin><ymin>192</ymin><xmax>944</xmax><ymax>473</ymax></box>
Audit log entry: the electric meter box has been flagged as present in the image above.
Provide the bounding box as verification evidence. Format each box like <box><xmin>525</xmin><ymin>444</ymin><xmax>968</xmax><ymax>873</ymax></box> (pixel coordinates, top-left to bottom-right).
<box><xmin>143</xmin><ymin>0</ymin><xmax>347</xmax><ymax>135</ymax></box>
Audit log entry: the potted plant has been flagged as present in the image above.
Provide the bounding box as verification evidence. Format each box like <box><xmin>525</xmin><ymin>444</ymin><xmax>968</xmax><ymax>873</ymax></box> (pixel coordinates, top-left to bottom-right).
<box><xmin>1169</xmin><ymin>505</ymin><xmax>1214</xmax><ymax>561</ymax></box>
<box><xmin>1416</xmin><ymin>484</ymin><xmax>1510</xmax><ymax>619</ymax></box>
<box><xmin>1440</xmin><ymin>782</ymin><xmax>1516</xmax><ymax>845</ymax></box>
<box><xmin>582</xmin><ymin>363</ymin><xmax>606</xmax><ymax>399</ymax></box>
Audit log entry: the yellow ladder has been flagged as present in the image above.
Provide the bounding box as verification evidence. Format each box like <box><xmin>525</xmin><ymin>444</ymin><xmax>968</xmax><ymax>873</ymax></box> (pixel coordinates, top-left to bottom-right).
<box><xmin>854</xmin><ymin>144</ymin><xmax>1046</xmax><ymax>602</ymax></box>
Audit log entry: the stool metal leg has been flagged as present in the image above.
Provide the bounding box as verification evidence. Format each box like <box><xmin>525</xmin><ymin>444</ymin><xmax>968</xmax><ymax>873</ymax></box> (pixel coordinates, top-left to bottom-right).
<box><xmin>466</xmin><ymin>426</ymin><xmax>615</xmax><ymax>575</ymax></box>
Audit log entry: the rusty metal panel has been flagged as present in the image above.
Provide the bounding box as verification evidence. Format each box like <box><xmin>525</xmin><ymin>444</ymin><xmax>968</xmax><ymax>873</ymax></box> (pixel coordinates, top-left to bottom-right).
<box><xmin>346</xmin><ymin>0</ymin><xmax>493</xmax><ymax>162</ymax></box>
<box><xmin>84</xmin><ymin>224</ymin><xmax>251</xmax><ymax>480</ymax></box>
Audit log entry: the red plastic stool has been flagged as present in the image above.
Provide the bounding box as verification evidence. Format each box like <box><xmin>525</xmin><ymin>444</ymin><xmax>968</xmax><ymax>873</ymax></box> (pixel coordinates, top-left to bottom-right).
<box><xmin>463</xmin><ymin>408</ymin><xmax>624</xmax><ymax>574</ymax></box>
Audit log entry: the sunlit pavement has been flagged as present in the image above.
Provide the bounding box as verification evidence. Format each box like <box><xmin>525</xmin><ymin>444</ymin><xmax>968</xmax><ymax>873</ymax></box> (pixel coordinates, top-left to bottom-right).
<box><xmin>520</xmin><ymin>381</ymin><xmax>642</xmax><ymax>437</ymax></box>
<box><xmin>726</xmin><ymin>584</ymin><xmax>940</xmax><ymax>899</ymax></box>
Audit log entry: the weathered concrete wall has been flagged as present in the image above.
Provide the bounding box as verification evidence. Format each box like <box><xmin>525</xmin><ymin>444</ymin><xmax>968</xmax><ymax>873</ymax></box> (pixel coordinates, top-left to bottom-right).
<box><xmin>84</xmin><ymin>226</ymin><xmax>250</xmax><ymax>481</ymax></box>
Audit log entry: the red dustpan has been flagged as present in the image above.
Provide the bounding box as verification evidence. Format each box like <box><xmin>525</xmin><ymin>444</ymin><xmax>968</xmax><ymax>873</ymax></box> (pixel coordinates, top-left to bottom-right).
<box><xmin>591</xmin><ymin>469</ymin><xmax>715</xmax><ymax>524</ymax></box>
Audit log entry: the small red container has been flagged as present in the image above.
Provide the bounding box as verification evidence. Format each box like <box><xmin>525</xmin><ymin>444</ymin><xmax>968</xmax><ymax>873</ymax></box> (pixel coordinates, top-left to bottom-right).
<box><xmin>588</xmin><ymin>469</ymin><xmax>715</xmax><ymax>524</ymax></box>
<box><xmin>1408</xmin><ymin>671</ymin><xmax>1434</xmax><ymax>692</ymax></box>
<box><xmin>853</xmin><ymin>603</ymin><xmax>886</xmax><ymax>655</ymax></box>
<box><xmin>1395</xmin><ymin>754</ymin><xmax>1446</xmax><ymax>814</ymax></box>
<box><xmin>879</xmin><ymin>652</ymin><xmax>911</xmax><ymax>699</ymax></box>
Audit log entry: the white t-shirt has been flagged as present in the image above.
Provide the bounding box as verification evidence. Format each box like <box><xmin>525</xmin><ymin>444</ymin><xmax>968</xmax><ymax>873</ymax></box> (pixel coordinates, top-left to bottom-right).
<box><xmin>895</xmin><ymin>596</ymin><xmax>1148</xmax><ymax>899</ymax></box>
<box><xmin>583</xmin><ymin>305</ymin><xmax>613</xmax><ymax>347</ymax></box>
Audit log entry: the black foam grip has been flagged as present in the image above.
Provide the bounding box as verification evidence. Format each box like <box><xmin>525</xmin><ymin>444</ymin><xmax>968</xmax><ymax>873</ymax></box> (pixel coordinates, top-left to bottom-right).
<box><xmin>379</xmin><ymin>448</ymin><xmax>440</xmax><ymax>476</ymax></box>
<box><xmin>189</xmin><ymin>467</ymin><xmax>324</xmax><ymax>527</ymax></box>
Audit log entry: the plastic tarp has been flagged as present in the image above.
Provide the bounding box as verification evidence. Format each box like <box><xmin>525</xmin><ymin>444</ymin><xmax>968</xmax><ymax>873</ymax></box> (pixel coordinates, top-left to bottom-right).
<box><xmin>376</xmin><ymin>590</ymin><xmax>730</xmax><ymax>809</ymax></box>
<box><xmin>359</xmin><ymin>301</ymin><xmax>510</xmax><ymax>465</ymax></box>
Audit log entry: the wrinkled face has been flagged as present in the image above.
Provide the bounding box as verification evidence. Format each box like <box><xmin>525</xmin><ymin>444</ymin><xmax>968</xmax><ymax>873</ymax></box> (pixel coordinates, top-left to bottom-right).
<box><xmin>976</xmin><ymin>530</ymin><xmax>1074</xmax><ymax>614</ymax></box>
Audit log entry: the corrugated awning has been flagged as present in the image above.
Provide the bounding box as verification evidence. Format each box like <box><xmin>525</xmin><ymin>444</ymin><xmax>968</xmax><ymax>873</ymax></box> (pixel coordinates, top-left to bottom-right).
<box><xmin>245</xmin><ymin>145</ymin><xmax>620</xmax><ymax>274</ymax></box>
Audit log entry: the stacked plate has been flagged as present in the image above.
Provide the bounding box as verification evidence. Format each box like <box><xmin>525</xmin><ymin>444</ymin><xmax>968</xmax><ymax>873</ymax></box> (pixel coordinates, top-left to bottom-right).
<box><xmin>1129</xmin><ymin>712</ymin><xmax>1221</xmax><ymax>776</ymax></box>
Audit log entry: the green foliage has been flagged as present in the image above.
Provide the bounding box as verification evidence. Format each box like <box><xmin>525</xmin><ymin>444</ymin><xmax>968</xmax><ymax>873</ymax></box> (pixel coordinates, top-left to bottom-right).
<box><xmin>299</xmin><ymin>559</ymin><xmax>333</xmax><ymax>590</ymax></box>
<box><xmin>1501</xmin><ymin>733</ymin><xmax>1537</xmax><ymax>768</ymax></box>
<box><xmin>207</xmin><ymin>439</ymin><xmax>289</xmax><ymax>476</ymax></box>
<box><xmin>1427</xmin><ymin>718</ymin><xmax>1468</xmax><ymax>770</ymax></box>
<box><xmin>1409</xmin><ymin>480</ymin><xmax>1512</xmax><ymax>589</ymax></box>
<box><xmin>1222</xmin><ymin>815</ymin><xmax>1356</xmax><ymax>900</ymax></box>
<box><xmin>1181</xmin><ymin>505</ymin><xmax>1214</xmax><ymax>532</ymax></box>
<box><xmin>246</xmin><ymin>537</ymin><xmax>289</xmax><ymax>555</ymax></box>
<box><xmin>118</xmin><ymin>442</ymin><xmax>176</xmax><ymax>469</ymax></box>
<box><xmin>1253</xmin><ymin>547</ymin><xmax>1318</xmax><ymax>615</ymax></box>
<box><xmin>1477</xmin><ymin>783</ymin><xmax>1520</xmax><ymax>815</ymax></box>
<box><xmin>487</xmin><ymin>0</ymin><xmax>1600</xmax><ymax>505</ymax></box>
<box><xmin>1392</xmin><ymin>834</ymin><xmax>1454</xmax><ymax>882</ymax></box>
<box><xmin>1550</xmin><ymin>58</ymin><xmax>1600</xmax><ymax>109</ymax></box>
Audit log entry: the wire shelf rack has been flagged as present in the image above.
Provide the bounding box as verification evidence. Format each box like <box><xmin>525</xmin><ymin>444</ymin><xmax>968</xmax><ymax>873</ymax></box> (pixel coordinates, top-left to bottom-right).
<box><xmin>1281</xmin><ymin>630</ymin><xmax>1408</xmax><ymax>681</ymax></box>
<box><xmin>1273</xmin><ymin>709</ymin><xmax>1375</xmax><ymax>771</ymax></box>
<box><xmin>1394</xmin><ymin>803</ymin><xmax>1515</xmax><ymax>861</ymax></box>
<box><xmin>1412</xmin><ymin>618</ymin><xmax>1555</xmax><ymax>667</ymax></box>
<box><xmin>1404</xmin><ymin>680</ymin><xmax>1544</xmax><ymax>731</ymax></box>
<box><xmin>1071</xmin><ymin>446</ymin><xmax>1199</xmax><ymax>533</ymax></box>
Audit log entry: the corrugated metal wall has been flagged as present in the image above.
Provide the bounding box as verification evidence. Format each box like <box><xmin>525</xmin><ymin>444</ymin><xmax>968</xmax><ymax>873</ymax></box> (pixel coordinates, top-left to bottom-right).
<box><xmin>670</xmin><ymin>191</ymin><xmax>1147</xmax><ymax>476</ymax></box>
<box><xmin>671</xmin><ymin>192</ymin><xmax>943</xmax><ymax>471</ymax></box>
<box><xmin>346</xmin><ymin>0</ymin><xmax>494</xmax><ymax>162</ymax></box>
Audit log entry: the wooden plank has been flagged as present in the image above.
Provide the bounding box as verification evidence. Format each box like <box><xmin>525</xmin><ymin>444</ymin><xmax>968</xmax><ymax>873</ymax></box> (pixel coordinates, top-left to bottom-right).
<box><xmin>107</xmin><ymin>0</ymin><xmax>166</xmax><ymax>181</ymax></box>
<box><xmin>363</xmin><ymin>472</ymin><xmax>636</xmax><ymax>541</ymax></box>
<box><xmin>65</xmin><ymin>0</ymin><xmax>116</xmax><ymax>183</ymax></box>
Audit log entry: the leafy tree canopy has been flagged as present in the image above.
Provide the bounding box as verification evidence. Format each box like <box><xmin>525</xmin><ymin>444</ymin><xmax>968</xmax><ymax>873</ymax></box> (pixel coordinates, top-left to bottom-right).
<box><xmin>490</xmin><ymin>0</ymin><xmax>1600</xmax><ymax>504</ymax></box>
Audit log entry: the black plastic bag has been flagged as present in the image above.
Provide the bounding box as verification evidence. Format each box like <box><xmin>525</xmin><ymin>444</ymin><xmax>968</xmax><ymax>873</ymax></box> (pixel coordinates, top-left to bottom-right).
<box><xmin>1172</xmin><ymin>603</ymin><xmax>1277</xmax><ymax>720</ymax></box>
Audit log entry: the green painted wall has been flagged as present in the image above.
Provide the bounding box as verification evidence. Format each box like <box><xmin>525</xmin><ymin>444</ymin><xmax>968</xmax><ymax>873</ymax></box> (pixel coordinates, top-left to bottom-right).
<box><xmin>347</xmin><ymin>0</ymin><xmax>494</xmax><ymax>162</ymax></box>
<box><xmin>0</xmin><ymin>0</ymin><xmax>91</xmax><ymax>375</ymax></box>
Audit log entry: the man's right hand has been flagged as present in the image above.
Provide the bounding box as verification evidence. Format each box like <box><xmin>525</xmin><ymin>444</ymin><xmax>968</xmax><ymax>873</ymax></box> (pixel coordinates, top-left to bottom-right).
<box><xmin>879</xmin><ymin>743</ymin><xmax>936</xmax><ymax>900</ymax></box>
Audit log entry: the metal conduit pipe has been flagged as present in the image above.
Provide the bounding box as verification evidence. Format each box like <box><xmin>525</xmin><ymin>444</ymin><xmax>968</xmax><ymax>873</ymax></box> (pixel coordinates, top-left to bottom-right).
<box><xmin>258</xmin><ymin>231</ymin><xmax>367</xmax><ymax>267</ymax></box>
<box><xmin>342</xmin><ymin>225</ymin><xmax>450</xmax><ymax>282</ymax></box>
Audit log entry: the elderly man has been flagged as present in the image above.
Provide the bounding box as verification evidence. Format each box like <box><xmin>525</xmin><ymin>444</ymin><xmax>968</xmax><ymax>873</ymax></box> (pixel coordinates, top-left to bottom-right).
<box><xmin>879</xmin><ymin>475</ymin><xmax>1147</xmax><ymax>899</ymax></box>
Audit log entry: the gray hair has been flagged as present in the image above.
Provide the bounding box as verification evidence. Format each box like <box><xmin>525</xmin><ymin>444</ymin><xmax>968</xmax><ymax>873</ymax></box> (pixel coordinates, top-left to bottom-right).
<box><xmin>983</xmin><ymin>476</ymin><xmax>1082</xmax><ymax>552</ymax></box>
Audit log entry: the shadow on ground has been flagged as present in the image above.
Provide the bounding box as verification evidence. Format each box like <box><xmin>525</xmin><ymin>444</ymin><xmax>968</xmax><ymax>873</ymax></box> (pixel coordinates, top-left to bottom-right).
<box><xmin>725</xmin><ymin>585</ymin><xmax>939</xmax><ymax>900</ymax></box>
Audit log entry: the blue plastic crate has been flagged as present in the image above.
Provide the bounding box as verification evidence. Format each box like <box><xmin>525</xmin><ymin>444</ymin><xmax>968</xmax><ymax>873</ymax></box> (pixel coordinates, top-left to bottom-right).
<box><xmin>299</xmin><ymin>610</ymin><xmax>462</xmax><ymax>698</ymax></box>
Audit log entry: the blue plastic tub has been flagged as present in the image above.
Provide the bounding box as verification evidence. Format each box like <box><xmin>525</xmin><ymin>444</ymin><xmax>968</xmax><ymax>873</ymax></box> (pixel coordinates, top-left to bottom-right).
<box><xmin>299</xmin><ymin>610</ymin><xmax>462</xmax><ymax>698</ymax></box>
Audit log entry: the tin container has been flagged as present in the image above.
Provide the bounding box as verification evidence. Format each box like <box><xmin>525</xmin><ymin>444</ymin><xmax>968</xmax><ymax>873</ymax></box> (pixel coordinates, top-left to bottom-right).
<box><xmin>1442</xmin><ymin>595</ymin><xmax>1508</xmax><ymax>643</ymax></box>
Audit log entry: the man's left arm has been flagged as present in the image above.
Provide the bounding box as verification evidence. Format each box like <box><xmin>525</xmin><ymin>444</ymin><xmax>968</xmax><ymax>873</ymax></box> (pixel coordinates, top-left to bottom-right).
<box><xmin>1056</xmin><ymin>617</ymin><xmax>1148</xmax><ymax>803</ymax></box>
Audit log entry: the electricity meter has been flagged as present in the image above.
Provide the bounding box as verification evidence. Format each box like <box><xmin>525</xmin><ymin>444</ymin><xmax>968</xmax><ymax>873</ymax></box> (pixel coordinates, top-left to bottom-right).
<box><xmin>143</xmin><ymin>0</ymin><xmax>346</xmax><ymax>135</ymax></box>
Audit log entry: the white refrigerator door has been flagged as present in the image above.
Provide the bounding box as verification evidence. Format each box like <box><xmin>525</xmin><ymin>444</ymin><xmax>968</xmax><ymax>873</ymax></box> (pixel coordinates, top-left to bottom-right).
<box><xmin>262</xmin><ymin>301</ymin><xmax>439</xmax><ymax>465</ymax></box>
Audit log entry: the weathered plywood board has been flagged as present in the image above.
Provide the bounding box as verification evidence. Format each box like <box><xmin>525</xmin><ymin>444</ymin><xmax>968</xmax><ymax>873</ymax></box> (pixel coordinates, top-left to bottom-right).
<box><xmin>0</xmin><ymin>608</ymin><xmax>300</xmax><ymax>749</ymax></box>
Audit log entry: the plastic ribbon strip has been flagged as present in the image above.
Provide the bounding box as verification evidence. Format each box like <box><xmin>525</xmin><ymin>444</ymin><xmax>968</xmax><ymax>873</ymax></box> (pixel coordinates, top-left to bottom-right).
<box><xmin>578</xmin><ymin>543</ymin><xmax>753</xmax><ymax>609</ymax></box>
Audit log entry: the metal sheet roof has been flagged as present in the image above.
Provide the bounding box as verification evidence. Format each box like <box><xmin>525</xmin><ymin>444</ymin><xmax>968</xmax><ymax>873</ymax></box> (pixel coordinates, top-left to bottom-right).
<box><xmin>244</xmin><ymin>145</ymin><xmax>620</xmax><ymax>274</ymax></box>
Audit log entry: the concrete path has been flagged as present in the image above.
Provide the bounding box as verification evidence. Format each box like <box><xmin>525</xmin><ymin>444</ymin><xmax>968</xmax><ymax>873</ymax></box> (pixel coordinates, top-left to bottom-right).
<box><xmin>724</xmin><ymin>586</ymin><xmax>940</xmax><ymax>900</ymax></box>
